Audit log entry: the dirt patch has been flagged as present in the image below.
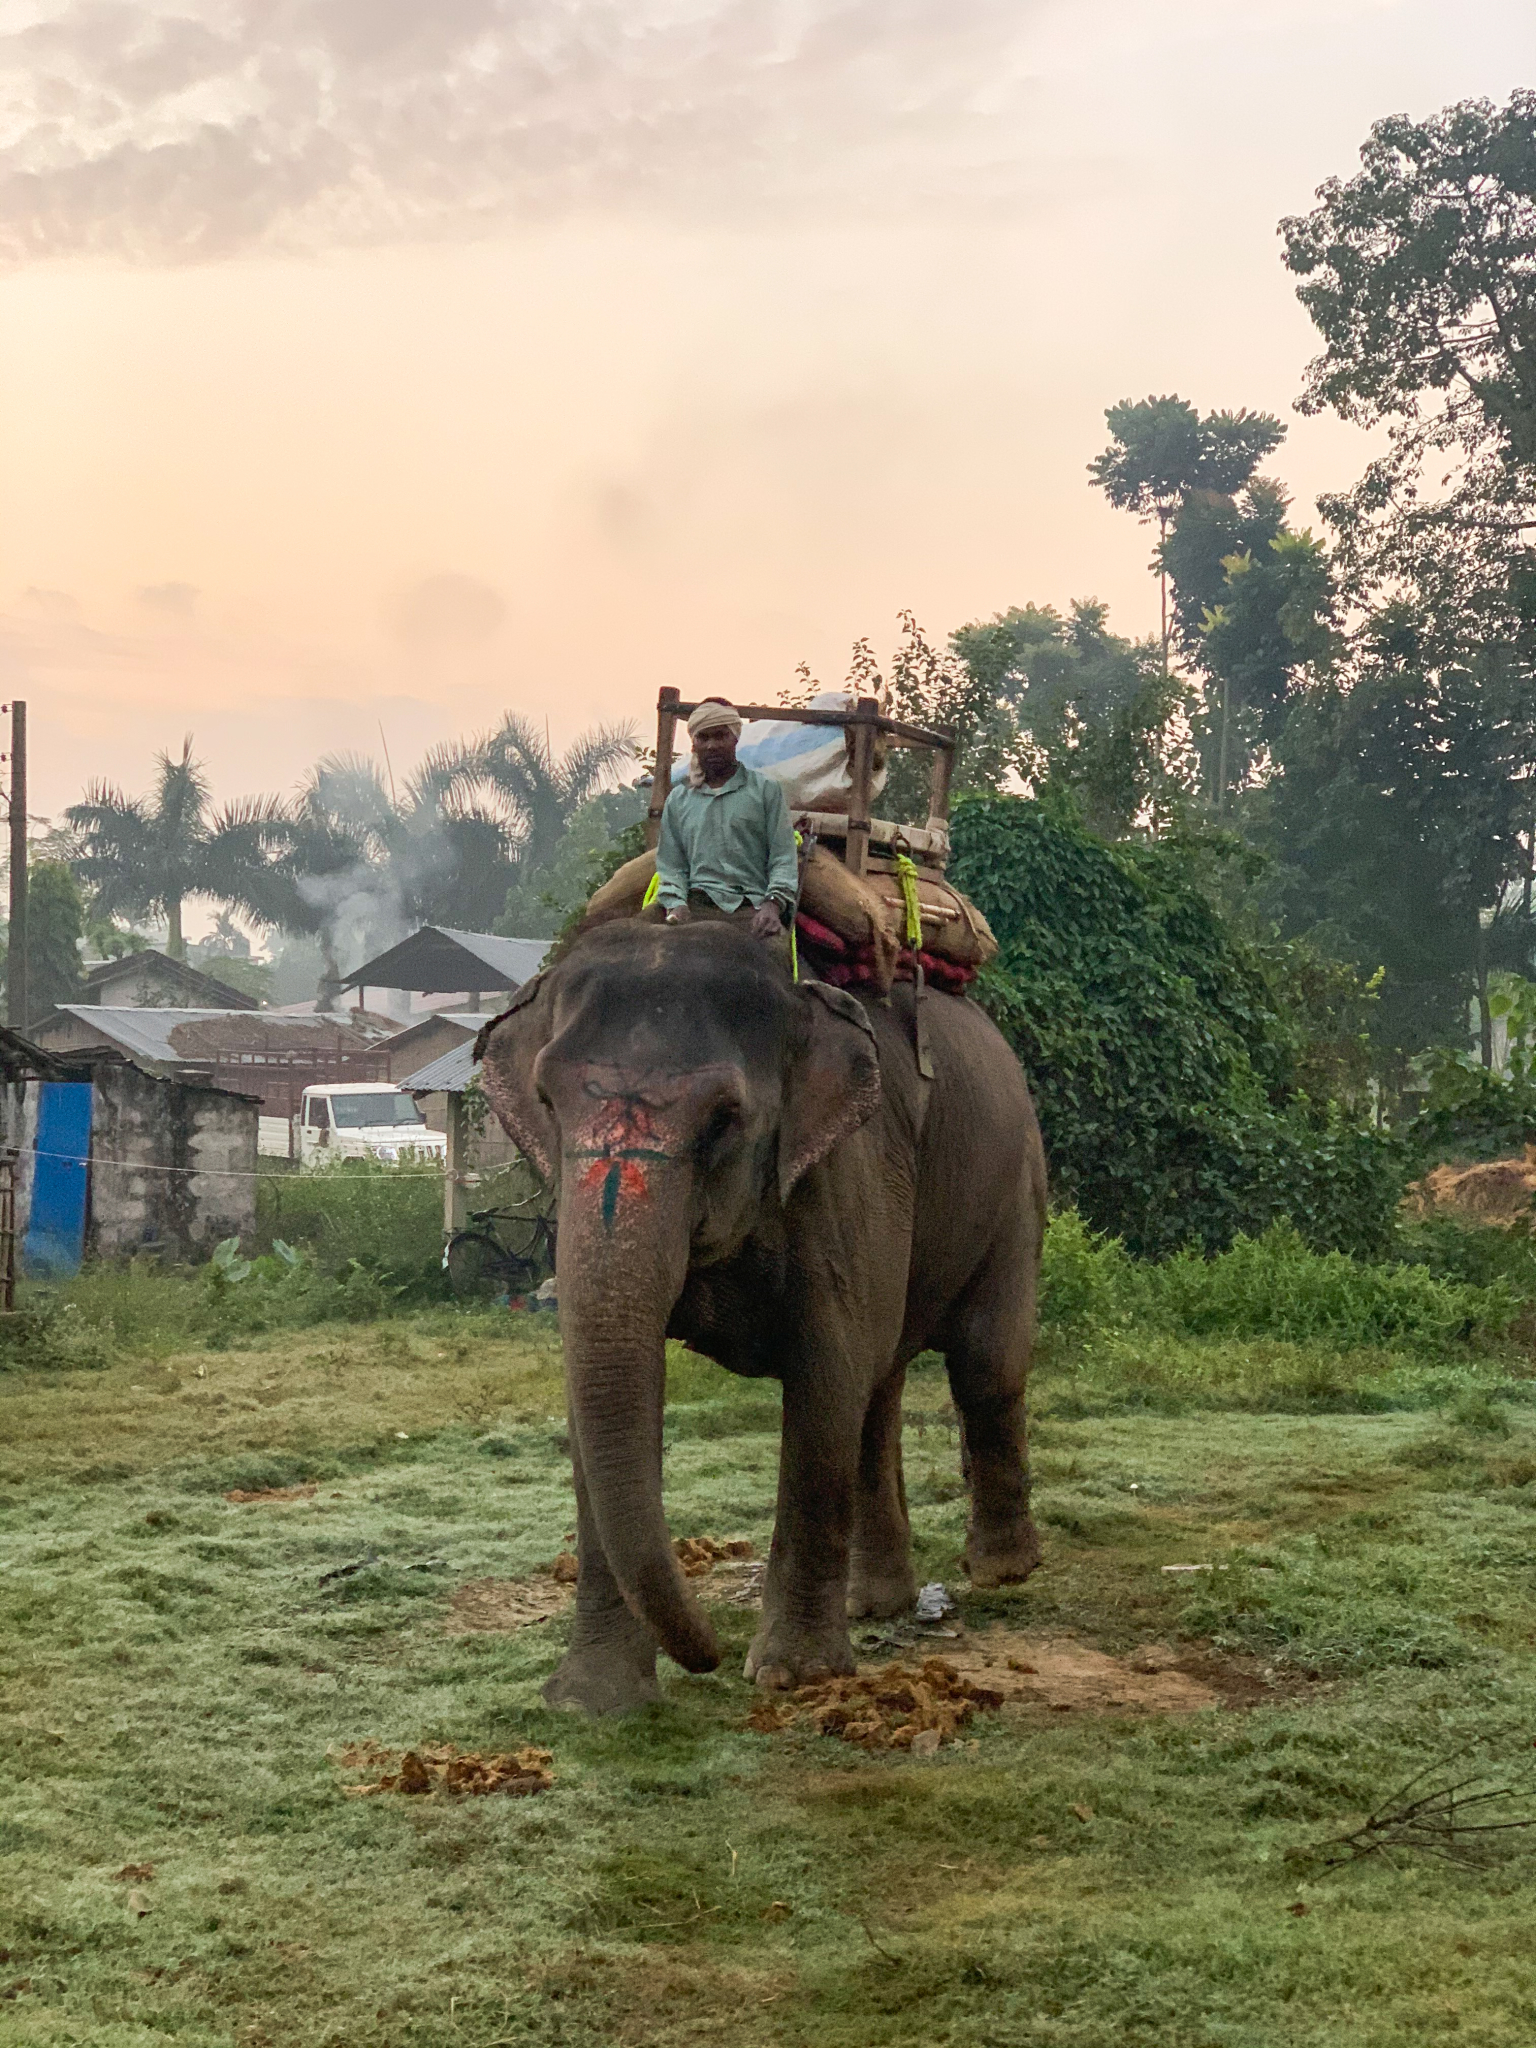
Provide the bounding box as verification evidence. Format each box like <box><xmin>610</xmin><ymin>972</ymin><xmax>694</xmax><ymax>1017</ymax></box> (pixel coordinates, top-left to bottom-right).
<box><xmin>943</xmin><ymin>1630</ymin><xmax>1218</xmax><ymax>1714</ymax></box>
<box><xmin>444</xmin><ymin>1575</ymin><xmax>572</xmax><ymax>1634</ymax></box>
<box><xmin>330</xmin><ymin>1740</ymin><xmax>554</xmax><ymax>1797</ymax></box>
<box><xmin>748</xmin><ymin>1659</ymin><xmax>1003</xmax><ymax>1751</ymax></box>
<box><xmin>223</xmin><ymin>1484</ymin><xmax>316</xmax><ymax>1505</ymax></box>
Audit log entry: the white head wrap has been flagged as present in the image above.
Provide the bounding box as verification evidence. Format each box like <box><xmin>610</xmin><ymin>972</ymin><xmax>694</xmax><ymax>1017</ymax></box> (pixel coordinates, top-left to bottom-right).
<box><xmin>687</xmin><ymin>700</ymin><xmax>742</xmax><ymax>740</ymax></box>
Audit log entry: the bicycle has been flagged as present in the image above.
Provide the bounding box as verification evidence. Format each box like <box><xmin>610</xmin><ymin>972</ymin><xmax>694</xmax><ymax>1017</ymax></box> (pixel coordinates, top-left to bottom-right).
<box><xmin>443</xmin><ymin>1193</ymin><xmax>557</xmax><ymax>1301</ymax></box>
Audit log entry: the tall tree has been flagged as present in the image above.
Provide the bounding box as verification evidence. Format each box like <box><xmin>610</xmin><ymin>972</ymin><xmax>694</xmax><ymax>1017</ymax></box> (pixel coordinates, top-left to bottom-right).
<box><xmin>1281</xmin><ymin>90</ymin><xmax>1536</xmax><ymax>656</ymax></box>
<box><xmin>1089</xmin><ymin>396</ymin><xmax>1287</xmax><ymax>668</ymax></box>
<box><xmin>1260</xmin><ymin>614</ymin><xmax>1536</xmax><ymax>1062</ymax></box>
<box><xmin>66</xmin><ymin>741</ymin><xmax>285</xmax><ymax>959</ymax></box>
<box><xmin>451</xmin><ymin>714</ymin><xmax>638</xmax><ymax>879</ymax></box>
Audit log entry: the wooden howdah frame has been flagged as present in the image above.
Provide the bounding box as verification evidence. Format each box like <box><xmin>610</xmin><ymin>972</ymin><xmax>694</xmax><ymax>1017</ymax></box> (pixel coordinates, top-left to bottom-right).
<box><xmin>643</xmin><ymin>688</ymin><xmax>957</xmax><ymax>879</ymax></box>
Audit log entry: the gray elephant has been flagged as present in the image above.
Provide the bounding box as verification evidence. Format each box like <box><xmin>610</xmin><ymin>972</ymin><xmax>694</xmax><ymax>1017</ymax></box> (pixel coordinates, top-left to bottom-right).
<box><xmin>478</xmin><ymin>917</ymin><xmax>1048</xmax><ymax>1715</ymax></box>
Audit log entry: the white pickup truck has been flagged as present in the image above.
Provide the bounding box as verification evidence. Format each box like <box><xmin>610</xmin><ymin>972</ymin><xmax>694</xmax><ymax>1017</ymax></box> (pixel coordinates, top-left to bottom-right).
<box><xmin>294</xmin><ymin>1083</ymin><xmax>449</xmax><ymax>1167</ymax></box>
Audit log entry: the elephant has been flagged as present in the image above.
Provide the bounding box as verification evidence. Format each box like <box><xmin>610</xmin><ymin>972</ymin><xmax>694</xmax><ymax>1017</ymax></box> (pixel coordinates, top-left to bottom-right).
<box><xmin>477</xmin><ymin>916</ymin><xmax>1048</xmax><ymax>1715</ymax></box>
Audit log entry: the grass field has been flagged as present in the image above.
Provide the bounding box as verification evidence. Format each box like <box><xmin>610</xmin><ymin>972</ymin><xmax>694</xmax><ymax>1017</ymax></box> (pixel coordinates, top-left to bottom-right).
<box><xmin>4</xmin><ymin>1278</ymin><xmax>1536</xmax><ymax>2046</ymax></box>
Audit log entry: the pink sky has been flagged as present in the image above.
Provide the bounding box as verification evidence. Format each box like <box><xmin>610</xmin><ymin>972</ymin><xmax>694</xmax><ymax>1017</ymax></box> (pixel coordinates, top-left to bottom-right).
<box><xmin>0</xmin><ymin>0</ymin><xmax>1531</xmax><ymax>835</ymax></box>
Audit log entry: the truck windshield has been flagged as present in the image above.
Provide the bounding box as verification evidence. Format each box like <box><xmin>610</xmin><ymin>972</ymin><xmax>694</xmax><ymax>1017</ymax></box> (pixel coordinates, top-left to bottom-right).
<box><xmin>329</xmin><ymin>1093</ymin><xmax>427</xmax><ymax>1129</ymax></box>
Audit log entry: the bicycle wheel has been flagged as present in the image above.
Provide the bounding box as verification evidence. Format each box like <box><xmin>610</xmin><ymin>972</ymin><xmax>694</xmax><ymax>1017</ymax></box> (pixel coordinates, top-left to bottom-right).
<box><xmin>494</xmin><ymin>1204</ymin><xmax>549</xmax><ymax>1265</ymax></box>
<box><xmin>444</xmin><ymin>1231</ymin><xmax>517</xmax><ymax>1301</ymax></box>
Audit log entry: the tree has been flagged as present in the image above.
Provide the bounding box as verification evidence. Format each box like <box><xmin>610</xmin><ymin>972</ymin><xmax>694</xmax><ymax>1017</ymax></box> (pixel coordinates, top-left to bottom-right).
<box><xmin>1</xmin><ymin>861</ymin><xmax>85</xmax><ymax>1024</ymax></box>
<box><xmin>1089</xmin><ymin>396</ymin><xmax>1287</xmax><ymax>667</ymax></box>
<box><xmin>953</xmin><ymin>601</ymin><xmax>1193</xmax><ymax>838</ymax></box>
<box><xmin>1258</xmin><ymin>615</ymin><xmax>1536</xmax><ymax>1063</ymax></box>
<box><xmin>1281</xmin><ymin>91</ymin><xmax>1536</xmax><ymax>656</ymax></box>
<box><xmin>66</xmin><ymin>740</ymin><xmax>285</xmax><ymax>959</ymax></box>
<box><xmin>950</xmin><ymin>795</ymin><xmax>1404</xmax><ymax>1257</ymax></box>
<box><xmin>454</xmin><ymin>714</ymin><xmax>638</xmax><ymax>877</ymax></box>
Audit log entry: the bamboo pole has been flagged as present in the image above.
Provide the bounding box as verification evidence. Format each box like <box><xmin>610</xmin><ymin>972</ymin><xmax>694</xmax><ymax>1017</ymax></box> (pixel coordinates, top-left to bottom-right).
<box><xmin>646</xmin><ymin>688</ymin><xmax>681</xmax><ymax>851</ymax></box>
<box><xmin>845</xmin><ymin>697</ymin><xmax>878</xmax><ymax>878</ymax></box>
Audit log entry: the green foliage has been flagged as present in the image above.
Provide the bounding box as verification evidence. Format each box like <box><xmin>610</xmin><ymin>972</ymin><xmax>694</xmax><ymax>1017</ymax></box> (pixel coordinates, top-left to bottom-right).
<box><xmin>1405</xmin><ymin>1045</ymin><xmax>1536</xmax><ymax>1163</ymax></box>
<box><xmin>1040</xmin><ymin>1209</ymin><xmax>1518</xmax><ymax>1360</ymax></box>
<box><xmin>1088</xmin><ymin>395</ymin><xmax>1286</xmax><ymax>525</ymax></box>
<box><xmin>952</xmin><ymin>794</ymin><xmax>1406</xmax><ymax>1255</ymax></box>
<box><xmin>1257</xmin><ymin>633</ymin><xmax>1536</xmax><ymax>1057</ymax></box>
<box><xmin>255</xmin><ymin>1158</ymin><xmax>448</xmax><ymax>1298</ymax></box>
<box><xmin>0</xmin><ymin>1294</ymin><xmax>114</xmax><ymax>1373</ymax></box>
<box><xmin>1282</xmin><ymin>90</ymin><xmax>1536</xmax><ymax>656</ymax></box>
<box><xmin>497</xmin><ymin>787</ymin><xmax>648</xmax><ymax>937</ymax></box>
<box><xmin>0</xmin><ymin>859</ymin><xmax>86</xmax><ymax>1023</ymax></box>
<box><xmin>67</xmin><ymin>738</ymin><xmax>287</xmax><ymax>959</ymax></box>
<box><xmin>953</xmin><ymin>600</ymin><xmax>1193</xmax><ymax>837</ymax></box>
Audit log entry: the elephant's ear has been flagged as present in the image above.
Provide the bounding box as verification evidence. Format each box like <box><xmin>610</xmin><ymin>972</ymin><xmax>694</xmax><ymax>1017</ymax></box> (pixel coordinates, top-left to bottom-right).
<box><xmin>475</xmin><ymin>973</ymin><xmax>558</xmax><ymax>1179</ymax></box>
<box><xmin>779</xmin><ymin>982</ymin><xmax>882</xmax><ymax>1204</ymax></box>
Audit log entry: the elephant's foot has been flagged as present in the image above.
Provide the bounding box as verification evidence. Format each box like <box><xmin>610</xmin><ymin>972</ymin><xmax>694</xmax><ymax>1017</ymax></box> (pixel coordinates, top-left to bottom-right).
<box><xmin>847</xmin><ymin>1563</ymin><xmax>919</xmax><ymax>1620</ymax></box>
<box><xmin>745</xmin><ymin>1617</ymin><xmax>857</xmax><ymax>1691</ymax></box>
<box><xmin>542</xmin><ymin>1632</ymin><xmax>661</xmax><ymax>1716</ymax></box>
<box><xmin>963</xmin><ymin>1520</ymin><xmax>1042</xmax><ymax>1590</ymax></box>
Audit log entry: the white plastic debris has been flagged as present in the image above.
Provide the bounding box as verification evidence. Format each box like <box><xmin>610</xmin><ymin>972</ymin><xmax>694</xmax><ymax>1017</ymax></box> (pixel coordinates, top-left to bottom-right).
<box><xmin>914</xmin><ymin>1581</ymin><xmax>958</xmax><ymax>1621</ymax></box>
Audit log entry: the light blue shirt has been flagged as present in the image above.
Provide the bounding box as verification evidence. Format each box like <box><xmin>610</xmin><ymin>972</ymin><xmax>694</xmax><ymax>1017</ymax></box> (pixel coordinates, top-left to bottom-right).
<box><xmin>655</xmin><ymin>766</ymin><xmax>800</xmax><ymax>914</ymax></box>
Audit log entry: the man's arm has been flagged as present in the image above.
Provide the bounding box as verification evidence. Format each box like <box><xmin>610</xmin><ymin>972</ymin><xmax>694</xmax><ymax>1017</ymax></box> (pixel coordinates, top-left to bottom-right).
<box><xmin>762</xmin><ymin>779</ymin><xmax>800</xmax><ymax>910</ymax></box>
<box><xmin>654</xmin><ymin>786</ymin><xmax>690</xmax><ymax>912</ymax></box>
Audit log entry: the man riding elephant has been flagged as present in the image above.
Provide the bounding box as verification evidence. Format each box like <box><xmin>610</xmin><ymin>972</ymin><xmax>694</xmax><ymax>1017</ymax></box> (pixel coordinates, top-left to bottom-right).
<box><xmin>477</xmin><ymin>909</ymin><xmax>1048</xmax><ymax>1717</ymax></box>
<box><xmin>654</xmin><ymin>698</ymin><xmax>798</xmax><ymax>942</ymax></box>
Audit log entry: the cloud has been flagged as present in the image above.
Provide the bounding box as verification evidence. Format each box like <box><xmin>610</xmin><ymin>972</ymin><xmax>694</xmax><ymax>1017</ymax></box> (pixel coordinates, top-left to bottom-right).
<box><xmin>137</xmin><ymin>580</ymin><xmax>199</xmax><ymax>615</ymax></box>
<box><xmin>386</xmin><ymin>572</ymin><xmax>506</xmax><ymax>650</ymax></box>
<box><xmin>0</xmin><ymin>0</ymin><xmax>1041</xmax><ymax>263</ymax></box>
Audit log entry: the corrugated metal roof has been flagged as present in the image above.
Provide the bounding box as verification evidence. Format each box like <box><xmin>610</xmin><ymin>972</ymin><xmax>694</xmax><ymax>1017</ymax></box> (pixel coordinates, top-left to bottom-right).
<box><xmin>49</xmin><ymin>1007</ymin><xmax>371</xmax><ymax>1069</ymax></box>
<box><xmin>342</xmin><ymin>926</ymin><xmax>550</xmax><ymax>993</ymax></box>
<box><xmin>400</xmin><ymin>1041</ymin><xmax>478</xmax><ymax>1094</ymax></box>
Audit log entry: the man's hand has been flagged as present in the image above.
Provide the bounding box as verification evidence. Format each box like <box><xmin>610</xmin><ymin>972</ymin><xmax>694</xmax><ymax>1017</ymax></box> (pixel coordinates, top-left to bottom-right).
<box><xmin>665</xmin><ymin>905</ymin><xmax>691</xmax><ymax>925</ymax></box>
<box><xmin>750</xmin><ymin>902</ymin><xmax>784</xmax><ymax>942</ymax></box>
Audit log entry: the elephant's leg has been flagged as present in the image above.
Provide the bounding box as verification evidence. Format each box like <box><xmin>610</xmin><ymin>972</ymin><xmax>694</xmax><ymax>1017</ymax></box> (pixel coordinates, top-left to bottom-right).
<box><xmin>848</xmin><ymin>1366</ymin><xmax>918</xmax><ymax>1619</ymax></box>
<box><xmin>746</xmin><ymin>1371</ymin><xmax>864</xmax><ymax>1688</ymax></box>
<box><xmin>945</xmin><ymin>1279</ymin><xmax>1042</xmax><ymax>1590</ymax></box>
<box><xmin>542</xmin><ymin>1437</ymin><xmax>663</xmax><ymax>1715</ymax></box>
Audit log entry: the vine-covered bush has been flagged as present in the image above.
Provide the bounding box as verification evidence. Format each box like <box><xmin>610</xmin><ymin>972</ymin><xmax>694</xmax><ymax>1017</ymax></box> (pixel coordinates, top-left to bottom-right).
<box><xmin>951</xmin><ymin>795</ymin><xmax>1406</xmax><ymax>1255</ymax></box>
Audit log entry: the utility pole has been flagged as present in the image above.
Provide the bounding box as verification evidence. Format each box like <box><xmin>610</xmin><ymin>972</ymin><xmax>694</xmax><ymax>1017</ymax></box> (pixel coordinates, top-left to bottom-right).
<box><xmin>6</xmin><ymin>700</ymin><xmax>26</xmax><ymax>1031</ymax></box>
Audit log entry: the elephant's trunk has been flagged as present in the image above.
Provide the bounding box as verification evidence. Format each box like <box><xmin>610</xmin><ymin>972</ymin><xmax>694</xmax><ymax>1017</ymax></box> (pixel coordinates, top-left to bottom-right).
<box><xmin>556</xmin><ymin>1163</ymin><xmax>721</xmax><ymax>1674</ymax></box>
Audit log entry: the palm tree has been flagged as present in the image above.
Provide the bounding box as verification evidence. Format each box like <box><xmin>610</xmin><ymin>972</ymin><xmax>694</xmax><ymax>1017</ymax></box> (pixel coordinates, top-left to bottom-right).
<box><xmin>445</xmin><ymin>713</ymin><xmax>637</xmax><ymax>875</ymax></box>
<box><xmin>66</xmin><ymin>740</ymin><xmax>286</xmax><ymax>959</ymax></box>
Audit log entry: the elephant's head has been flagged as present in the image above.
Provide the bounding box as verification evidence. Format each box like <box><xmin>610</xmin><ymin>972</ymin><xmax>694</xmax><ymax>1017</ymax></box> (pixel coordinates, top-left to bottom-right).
<box><xmin>476</xmin><ymin>920</ymin><xmax>880</xmax><ymax>1673</ymax></box>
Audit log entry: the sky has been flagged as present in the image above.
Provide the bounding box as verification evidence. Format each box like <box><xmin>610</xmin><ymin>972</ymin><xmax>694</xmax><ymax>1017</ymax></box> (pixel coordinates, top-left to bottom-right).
<box><xmin>0</xmin><ymin>0</ymin><xmax>1532</xmax><ymax>835</ymax></box>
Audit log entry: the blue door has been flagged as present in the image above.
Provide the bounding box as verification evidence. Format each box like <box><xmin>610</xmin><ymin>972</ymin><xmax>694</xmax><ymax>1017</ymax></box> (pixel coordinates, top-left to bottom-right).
<box><xmin>24</xmin><ymin>1082</ymin><xmax>93</xmax><ymax>1278</ymax></box>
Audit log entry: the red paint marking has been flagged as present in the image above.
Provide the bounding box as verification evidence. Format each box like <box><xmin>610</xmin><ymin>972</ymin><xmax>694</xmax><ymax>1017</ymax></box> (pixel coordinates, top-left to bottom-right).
<box><xmin>579</xmin><ymin>1157</ymin><xmax>650</xmax><ymax>1202</ymax></box>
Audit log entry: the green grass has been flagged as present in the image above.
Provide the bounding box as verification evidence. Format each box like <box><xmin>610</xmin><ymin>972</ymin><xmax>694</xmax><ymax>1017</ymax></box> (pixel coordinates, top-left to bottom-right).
<box><xmin>3</xmin><ymin>1301</ymin><xmax>1536</xmax><ymax>2045</ymax></box>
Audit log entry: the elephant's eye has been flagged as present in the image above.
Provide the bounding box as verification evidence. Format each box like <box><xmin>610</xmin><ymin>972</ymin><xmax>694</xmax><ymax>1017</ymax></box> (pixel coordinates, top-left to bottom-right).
<box><xmin>697</xmin><ymin>1104</ymin><xmax>740</xmax><ymax>1160</ymax></box>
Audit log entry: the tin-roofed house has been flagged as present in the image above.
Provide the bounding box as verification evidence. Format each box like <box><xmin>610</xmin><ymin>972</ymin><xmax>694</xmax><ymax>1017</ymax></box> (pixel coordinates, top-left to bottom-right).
<box><xmin>0</xmin><ymin>1023</ymin><xmax>260</xmax><ymax>1278</ymax></box>
<box><xmin>31</xmin><ymin>1007</ymin><xmax>389</xmax><ymax>1160</ymax></box>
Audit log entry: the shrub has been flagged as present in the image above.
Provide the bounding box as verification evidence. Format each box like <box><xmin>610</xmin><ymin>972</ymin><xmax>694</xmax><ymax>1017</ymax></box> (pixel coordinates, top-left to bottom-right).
<box><xmin>1037</xmin><ymin>1210</ymin><xmax>1520</xmax><ymax>1356</ymax></box>
<box><xmin>255</xmin><ymin>1157</ymin><xmax>446</xmax><ymax>1297</ymax></box>
<box><xmin>952</xmin><ymin>795</ymin><xmax>1406</xmax><ymax>1255</ymax></box>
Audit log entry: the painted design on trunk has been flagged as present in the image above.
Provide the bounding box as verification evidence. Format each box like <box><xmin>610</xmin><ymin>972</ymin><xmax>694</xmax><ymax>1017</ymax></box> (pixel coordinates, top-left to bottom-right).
<box><xmin>569</xmin><ymin>1093</ymin><xmax>673</xmax><ymax>1229</ymax></box>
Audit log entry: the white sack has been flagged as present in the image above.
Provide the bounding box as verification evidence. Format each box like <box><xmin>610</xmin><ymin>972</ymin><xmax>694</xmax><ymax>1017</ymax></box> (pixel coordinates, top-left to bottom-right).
<box><xmin>672</xmin><ymin>691</ymin><xmax>887</xmax><ymax>813</ymax></box>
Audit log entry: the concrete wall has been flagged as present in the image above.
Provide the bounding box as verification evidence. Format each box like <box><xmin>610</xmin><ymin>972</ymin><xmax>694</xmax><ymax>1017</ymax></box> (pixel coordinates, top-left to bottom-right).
<box><xmin>88</xmin><ymin>1065</ymin><xmax>257</xmax><ymax>1260</ymax></box>
<box><xmin>0</xmin><ymin>1066</ymin><xmax>257</xmax><ymax>1264</ymax></box>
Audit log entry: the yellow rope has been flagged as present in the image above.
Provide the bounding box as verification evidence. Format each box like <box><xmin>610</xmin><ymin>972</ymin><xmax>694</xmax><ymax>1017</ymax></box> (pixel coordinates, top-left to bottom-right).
<box><xmin>641</xmin><ymin>870</ymin><xmax>661</xmax><ymax>908</ymax></box>
<box><xmin>893</xmin><ymin>852</ymin><xmax>923</xmax><ymax>948</ymax></box>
